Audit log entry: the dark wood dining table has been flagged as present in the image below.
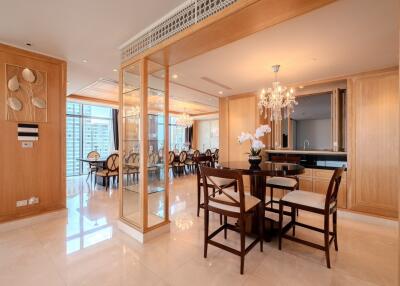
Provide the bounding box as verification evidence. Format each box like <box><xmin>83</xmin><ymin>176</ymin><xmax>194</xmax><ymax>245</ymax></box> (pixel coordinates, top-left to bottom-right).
<box><xmin>216</xmin><ymin>161</ymin><xmax>305</xmax><ymax>240</ymax></box>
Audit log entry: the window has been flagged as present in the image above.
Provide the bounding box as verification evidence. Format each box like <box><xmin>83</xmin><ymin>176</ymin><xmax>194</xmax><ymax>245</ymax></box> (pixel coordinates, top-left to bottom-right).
<box><xmin>66</xmin><ymin>102</ymin><xmax>114</xmax><ymax>176</ymax></box>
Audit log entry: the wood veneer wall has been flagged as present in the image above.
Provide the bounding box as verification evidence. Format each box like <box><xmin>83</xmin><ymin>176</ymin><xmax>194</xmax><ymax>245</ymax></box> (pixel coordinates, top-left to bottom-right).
<box><xmin>219</xmin><ymin>93</ymin><xmax>269</xmax><ymax>163</ymax></box>
<box><xmin>0</xmin><ymin>44</ymin><xmax>66</xmax><ymax>223</ymax></box>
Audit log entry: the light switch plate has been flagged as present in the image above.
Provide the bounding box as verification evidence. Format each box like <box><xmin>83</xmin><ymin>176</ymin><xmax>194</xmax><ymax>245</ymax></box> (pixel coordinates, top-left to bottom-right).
<box><xmin>21</xmin><ymin>142</ymin><xmax>33</xmax><ymax>148</ymax></box>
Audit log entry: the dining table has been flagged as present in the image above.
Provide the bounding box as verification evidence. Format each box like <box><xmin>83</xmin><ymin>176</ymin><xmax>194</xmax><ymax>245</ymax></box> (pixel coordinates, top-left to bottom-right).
<box><xmin>216</xmin><ymin>161</ymin><xmax>305</xmax><ymax>241</ymax></box>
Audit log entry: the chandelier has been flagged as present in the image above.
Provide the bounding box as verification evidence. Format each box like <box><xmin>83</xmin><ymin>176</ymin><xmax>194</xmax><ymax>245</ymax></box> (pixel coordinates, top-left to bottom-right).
<box><xmin>176</xmin><ymin>112</ymin><xmax>193</xmax><ymax>128</ymax></box>
<box><xmin>258</xmin><ymin>65</ymin><xmax>297</xmax><ymax>121</ymax></box>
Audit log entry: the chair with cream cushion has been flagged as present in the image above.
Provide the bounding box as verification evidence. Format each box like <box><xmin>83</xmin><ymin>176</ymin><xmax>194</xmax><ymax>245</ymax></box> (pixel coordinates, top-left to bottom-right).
<box><xmin>200</xmin><ymin>166</ymin><xmax>263</xmax><ymax>275</ymax></box>
<box><xmin>266</xmin><ymin>155</ymin><xmax>301</xmax><ymax>216</ymax></box>
<box><xmin>96</xmin><ymin>154</ymin><xmax>119</xmax><ymax>191</ymax></box>
<box><xmin>278</xmin><ymin>167</ymin><xmax>345</xmax><ymax>269</ymax></box>
<box><xmin>196</xmin><ymin>162</ymin><xmax>236</xmax><ymax>217</ymax></box>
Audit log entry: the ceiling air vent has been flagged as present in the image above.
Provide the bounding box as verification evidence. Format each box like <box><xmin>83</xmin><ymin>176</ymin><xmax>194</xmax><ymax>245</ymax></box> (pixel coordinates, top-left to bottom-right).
<box><xmin>120</xmin><ymin>0</ymin><xmax>238</xmax><ymax>61</ymax></box>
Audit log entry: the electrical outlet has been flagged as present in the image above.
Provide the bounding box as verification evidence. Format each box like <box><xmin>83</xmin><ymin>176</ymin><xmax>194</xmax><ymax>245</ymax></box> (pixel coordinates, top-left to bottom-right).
<box><xmin>28</xmin><ymin>197</ymin><xmax>39</xmax><ymax>205</ymax></box>
<box><xmin>16</xmin><ymin>200</ymin><xmax>28</xmax><ymax>207</ymax></box>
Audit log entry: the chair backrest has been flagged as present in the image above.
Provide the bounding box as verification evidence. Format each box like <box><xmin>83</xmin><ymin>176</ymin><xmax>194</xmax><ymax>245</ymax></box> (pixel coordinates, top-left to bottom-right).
<box><xmin>168</xmin><ymin>151</ymin><xmax>175</xmax><ymax>164</ymax></box>
<box><xmin>324</xmin><ymin>166</ymin><xmax>345</xmax><ymax>210</ymax></box>
<box><xmin>200</xmin><ymin>166</ymin><xmax>245</xmax><ymax>214</ymax></box>
<box><xmin>106</xmin><ymin>154</ymin><xmax>119</xmax><ymax>172</ymax></box>
<box><xmin>179</xmin><ymin>151</ymin><xmax>187</xmax><ymax>163</ymax></box>
<box><xmin>87</xmin><ymin>151</ymin><xmax>100</xmax><ymax>159</ymax></box>
<box><xmin>149</xmin><ymin>152</ymin><xmax>159</xmax><ymax>164</ymax></box>
<box><xmin>214</xmin><ymin>149</ymin><xmax>219</xmax><ymax>160</ymax></box>
<box><xmin>205</xmin><ymin>149</ymin><xmax>212</xmax><ymax>156</ymax></box>
<box><xmin>193</xmin><ymin>150</ymin><xmax>200</xmax><ymax>158</ymax></box>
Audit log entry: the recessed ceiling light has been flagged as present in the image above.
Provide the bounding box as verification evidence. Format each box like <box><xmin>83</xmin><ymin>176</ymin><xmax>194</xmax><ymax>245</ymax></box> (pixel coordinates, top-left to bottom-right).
<box><xmin>113</xmin><ymin>68</ymin><xmax>118</xmax><ymax>72</ymax></box>
<box><xmin>172</xmin><ymin>74</ymin><xmax>178</xmax><ymax>79</ymax></box>
<box><xmin>299</xmin><ymin>85</ymin><xmax>304</xmax><ymax>89</ymax></box>
<box><xmin>82</xmin><ymin>59</ymin><xmax>88</xmax><ymax>63</ymax></box>
<box><xmin>218</xmin><ymin>91</ymin><xmax>223</xmax><ymax>95</ymax></box>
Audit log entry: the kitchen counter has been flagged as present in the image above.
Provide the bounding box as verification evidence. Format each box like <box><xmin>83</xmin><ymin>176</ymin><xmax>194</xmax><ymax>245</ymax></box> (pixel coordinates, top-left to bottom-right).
<box><xmin>265</xmin><ymin>149</ymin><xmax>347</xmax><ymax>170</ymax></box>
<box><xmin>266</xmin><ymin>149</ymin><xmax>347</xmax><ymax>156</ymax></box>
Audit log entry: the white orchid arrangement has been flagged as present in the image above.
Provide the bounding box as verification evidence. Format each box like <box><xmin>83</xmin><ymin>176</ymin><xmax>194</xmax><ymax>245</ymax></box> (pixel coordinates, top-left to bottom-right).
<box><xmin>237</xmin><ymin>125</ymin><xmax>271</xmax><ymax>156</ymax></box>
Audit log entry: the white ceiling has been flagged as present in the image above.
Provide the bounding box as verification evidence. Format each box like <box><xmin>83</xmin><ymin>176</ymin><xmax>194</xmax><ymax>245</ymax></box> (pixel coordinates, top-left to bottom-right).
<box><xmin>171</xmin><ymin>0</ymin><xmax>399</xmax><ymax>97</ymax></box>
<box><xmin>0</xmin><ymin>0</ymin><xmax>183</xmax><ymax>94</ymax></box>
<box><xmin>0</xmin><ymin>0</ymin><xmax>398</xmax><ymax>108</ymax></box>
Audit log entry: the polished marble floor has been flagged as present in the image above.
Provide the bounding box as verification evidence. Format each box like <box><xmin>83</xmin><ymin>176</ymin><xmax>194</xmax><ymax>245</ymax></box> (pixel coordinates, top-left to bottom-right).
<box><xmin>0</xmin><ymin>174</ymin><xmax>398</xmax><ymax>286</ymax></box>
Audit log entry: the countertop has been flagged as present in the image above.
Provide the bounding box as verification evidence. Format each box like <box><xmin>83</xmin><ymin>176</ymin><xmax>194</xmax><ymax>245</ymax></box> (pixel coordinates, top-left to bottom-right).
<box><xmin>265</xmin><ymin>149</ymin><xmax>347</xmax><ymax>156</ymax></box>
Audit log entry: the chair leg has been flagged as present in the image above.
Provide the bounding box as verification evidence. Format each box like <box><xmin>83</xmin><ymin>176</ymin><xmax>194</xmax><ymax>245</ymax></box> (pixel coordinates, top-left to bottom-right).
<box><xmin>204</xmin><ymin>209</ymin><xmax>209</xmax><ymax>258</ymax></box>
<box><xmin>259</xmin><ymin>203</ymin><xmax>264</xmax><ymax>252</ymax></box>
<box><xmin>239</xmin><ymin>217</ymin><xmax>246</xmax><ymax>275</ymax></box>
<box><xmin>224</xmin><ymin>215</ymin><xmax>228</xmax><ymax>239</ymax></box>
<box><xmin>270</xmin><ymin>187</ymin><xmax>274</xmax><ymax>209</ymax></box>
<box><xmin>86</xmin><ymin>171</ymin><xmax>90</xmax><ymax>182</ymax></box>
<box><xmin>278</xmin><ymin>203</ymin><xmax>284</xmax><ymax>250</ymax></box>
<box><xmin>197</xmin><ymin>183</ymin><xmax>201</xmax><ymax>217</ymax></box>
<box><xmin>291</xmin><ymin>207</ymin><xmax>296</xmax><ymax>236</ymax></box>
<box><xmin>333</xmin><ymin>211</ymin><xmax>338</xmax><ymax>251</ymax></box>
<box><xmin>324</xmin><ymin>214</ymin><xmax>331</xmax><ymax>268</ymax></box>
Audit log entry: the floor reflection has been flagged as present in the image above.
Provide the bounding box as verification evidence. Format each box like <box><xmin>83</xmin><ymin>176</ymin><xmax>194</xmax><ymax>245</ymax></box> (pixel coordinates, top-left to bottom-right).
<box><xmin>66</xmin><ymin>176</ymin><xmax>116</xmax><ymax>255</ymax></box>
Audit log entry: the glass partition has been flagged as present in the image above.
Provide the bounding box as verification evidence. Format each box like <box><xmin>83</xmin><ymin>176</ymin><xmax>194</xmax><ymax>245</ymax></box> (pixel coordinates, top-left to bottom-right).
<box><xmin>147</xmin><ymin>61</ymin><xmax>167</xmax><ymax>227</ymax></box>
<box><xmin>120</xmin><ymin>59</ymin><xmax>169</xmax><ymax>232</ymax></box>
<box><xmin>121</xmin><ymin>62</ymin><xmax>142</xmax><ymax>228</ymax></box>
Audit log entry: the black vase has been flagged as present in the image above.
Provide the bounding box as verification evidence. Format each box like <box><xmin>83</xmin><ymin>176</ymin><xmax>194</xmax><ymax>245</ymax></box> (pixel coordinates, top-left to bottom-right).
<box><xmin>248</xmin><ymin>155</ymin><xmax>262</xmax><ymax>166</ymax></box>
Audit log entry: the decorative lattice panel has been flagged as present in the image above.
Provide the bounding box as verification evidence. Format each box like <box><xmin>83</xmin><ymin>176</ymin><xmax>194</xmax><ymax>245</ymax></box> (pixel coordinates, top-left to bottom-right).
<box><xmin>121</xmin><ymin>0</ymin><xmax>238</xmax><ymax>61</ymax></box>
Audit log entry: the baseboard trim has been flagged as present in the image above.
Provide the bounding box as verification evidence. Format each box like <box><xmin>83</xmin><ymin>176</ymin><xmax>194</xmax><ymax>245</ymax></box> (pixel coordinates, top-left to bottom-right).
<box><xmin>0</xmin><ymin>208</ymin><xmax>67</xmax><ymax>233</ymax></box>
<box><xmin>118</xmin><ymin>220</ymin><xmax>170</xmax><ymax>243</ymax></box>
<box><xmin>337</xmin><ymin>209</ymin><xmax>398</xmax><ymax>228</ymax></box>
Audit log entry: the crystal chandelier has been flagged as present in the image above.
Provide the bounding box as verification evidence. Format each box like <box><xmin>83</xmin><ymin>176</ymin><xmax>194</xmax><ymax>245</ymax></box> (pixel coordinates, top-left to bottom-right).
<box><xmin>176</xmin><ymin>112</ymin><xmax>193</xmax><ymax>128</ymax></box>
<box><xmin>258</xmin><ymin>65</ymin><xmax>297</xmax><ymax>121</ymax></box>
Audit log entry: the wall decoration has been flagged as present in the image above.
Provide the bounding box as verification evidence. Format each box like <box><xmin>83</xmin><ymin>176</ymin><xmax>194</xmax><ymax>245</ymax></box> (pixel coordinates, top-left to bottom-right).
<box><xmin>17</xmin><ymin>123</ymin><xmax>39</xmax><ymax>141</ymax></box>
<box><xmin>5</xmin><ymin>64</ymin><xmax>47</xmax><ymax>122</ymax></box>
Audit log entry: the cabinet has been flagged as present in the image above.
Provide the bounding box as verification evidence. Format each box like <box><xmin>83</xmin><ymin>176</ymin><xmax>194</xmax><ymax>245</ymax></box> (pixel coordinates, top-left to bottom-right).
<box><xmin>298</xmin><ymin>168</ymin><xmax>347</xmax><ymax>208</ymax></box>
<box><xmin>347</xmin><ymin>69</ymin><xmax>399</xmax><ymax>217</ymax></box>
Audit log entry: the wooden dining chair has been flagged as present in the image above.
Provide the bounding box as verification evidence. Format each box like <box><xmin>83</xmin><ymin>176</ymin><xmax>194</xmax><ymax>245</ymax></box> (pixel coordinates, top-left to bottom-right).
<box><xmin>184</xmin><ymin>149</ymin><xmax>198</xmax><ymax>173</ymax></box>
<box><xmin>196</xmin><ymin>161</ymin><xmax>236</xmax><ymax>217</ymax></box>
<box><xmin>265</xmin><ymin>156</ymin><xmax>301</xmax><ymax>215</ymax></box>
<box><xmin>95</xmin><ymin>154</ymin><xmax>119</xmax><ymax>191</ymax></box>
<box><xmin>168</xmin><ymin>151</ymin><xmax>176</xmax><ymax>177</ymax></box>
<box><xmin>86</xmin><ymin>151</ymin><xmax>100</xmax><ymax>185</ymax></box>
<box><xmin>278</xmin><ymin>167</ymin><xmax>345</xmax><ymax>268</ymax></box>
<box><xmin>174</xmin><ymin>151</ymin><xmax>187</xmax><ymax>175</ymax></box>
<box><xmin>200</xmin><ymin>166</ymin><xmax>263</xmax><ymax>275</ymax></box>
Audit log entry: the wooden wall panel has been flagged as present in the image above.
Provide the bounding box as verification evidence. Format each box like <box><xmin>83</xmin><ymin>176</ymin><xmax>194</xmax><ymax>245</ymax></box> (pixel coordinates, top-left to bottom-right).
<box><xmin>0</xmin><ymin>44</ymin><xmax>66</xmax><ymax>223</ymax></box>
<box><xmin>347</xmin><ymin>69</ymin><xmax>399</xmax><ymax>217</ymax></box>
<box><xmin>219</xmin><ymin>97</ymin><xmax>229</xmax><ymax>162</ymax></box>
<box><xmin>228</xmin><ymin>95</ymin><xmax>257</xmax><ymax>162</ymax></box>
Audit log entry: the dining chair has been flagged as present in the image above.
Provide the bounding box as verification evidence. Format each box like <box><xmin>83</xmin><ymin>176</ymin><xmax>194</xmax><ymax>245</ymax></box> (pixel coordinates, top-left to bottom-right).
<box><xmin>196</xmin><ymin>161</ymin><xmax>236</xmax><ymax>217</ymax></box>
<box><xmin>174</xmin><ymin>151</ymin><xmax>187</xmax><ymax>175</ymax></box>
<box><xmin>185</xmin><ymin>149</ymin><xmax>199</xmax><ymax>173</ymax></box>
<box><xmin>265</xmin><ymin>156</ymin><xmax>301</xmax><ymax>215</ymax></box>
<box><xmin>213</xmin><ymin>148</ymin><xmax>219</xmax><ymax>163</ymax></box>
<box><xmin>86</xmin><ymin>151</ymin><xmax>100</xmax><ymax>185</ymax></box>
<box><xmin>168</xmin><ymin>151</ymin><xmax>176</xmax><ymax>177</ymax></box>
<box><xmin>95</xmin><ymin>154</ymin><xmax>119</xmax><ymax>191</ymax></box>
<box><xmin>200</xmin><ymin>166</ymin><xmax>263</xmax><ymax>275</ymax></box>
<box><xmin>278</xmin><ymin>167</ymin><xmax>345</xmax><ymax>268</ymax></box>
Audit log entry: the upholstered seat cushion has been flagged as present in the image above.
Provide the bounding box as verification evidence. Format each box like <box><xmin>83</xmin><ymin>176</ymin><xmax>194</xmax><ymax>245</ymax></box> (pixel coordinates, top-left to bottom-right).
<box><xmin>208</xmin><ymin>189</ymin><xmax>260</xmax><ymax>213</ymax></box>
<box><xmin>266</xmin><ymin>177</ymin><xmax>297</xmax><ymax>188</ymax></box>
<box><xmin>281</xmin><ymin>190</ymin><xmax>333</xmax><ymax>210</ymax></box>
